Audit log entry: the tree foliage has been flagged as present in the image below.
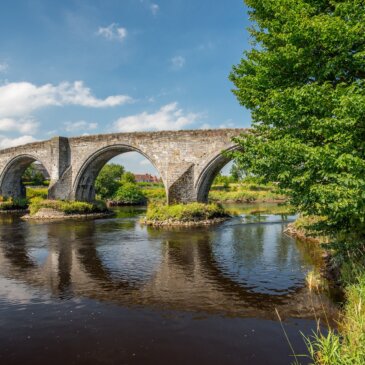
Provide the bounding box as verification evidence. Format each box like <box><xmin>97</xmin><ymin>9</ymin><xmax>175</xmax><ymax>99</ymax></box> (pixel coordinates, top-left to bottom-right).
<box><xmin>22</xmin><ymin>164</ymin><xmax>46</xmax><ymax>186</ymax></box>
<box><xmin>114</xmin><ymin>182</ymin><xmax>146</xmax><ymax>205</ymax></box>
<box><xmin>230</xmin><ymin>0</ymin><xmax>365</xmax><ymax>241</ymax></box>
<box><xmin>95</xmin><ymin>163</ymin><xmax>124</xmax><ymax>199</ymax></box>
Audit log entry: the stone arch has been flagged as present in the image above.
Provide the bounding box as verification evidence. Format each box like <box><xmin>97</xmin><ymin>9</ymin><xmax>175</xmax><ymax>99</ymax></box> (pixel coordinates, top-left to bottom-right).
<box><xmin>0</xmin><ymin>154</ymin><xmax>50</xmax><ymax>199</ymax></box>
<box><xmin>72</xmin><ymin>145</ymin><xmax>164</xmax><ymax>202</ymax></box>
<box><xmin>195</xmin><ymin>146</ymin><xmax>240</xmax><ymax>203</ymax></box>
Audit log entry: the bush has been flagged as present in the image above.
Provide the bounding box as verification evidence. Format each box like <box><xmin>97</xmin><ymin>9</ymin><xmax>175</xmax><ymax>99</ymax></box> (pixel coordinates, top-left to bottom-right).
<box><xmin>29</xmin><ymin>198</ymin><xmax>107</xmax><ymax>216</ymax></box>
<box><xmin>0</xmin><ymin>197</ymin><xmax>28</xmax><ymax>210</ymax></box>
<box><xmin>141</xmin><ymin>187</ymin><xmax>166</xmax><ymax>203</ymax></box>
<box><xmin>113</xmin><ymin>183</ymin><xmax>146</xmax><ymax>205</ymax></box>
<box><xmin>145</xmin><ymin>202</ymin><xmax>228</xmax><ymax>222</ymax></box>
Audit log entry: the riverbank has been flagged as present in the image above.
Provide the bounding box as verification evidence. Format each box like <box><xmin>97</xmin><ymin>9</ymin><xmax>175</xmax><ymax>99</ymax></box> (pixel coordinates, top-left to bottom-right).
<box><xmin>285</xmin><ymin>215</ymin><xmax>365</xmax><ymax>364</ymax></box>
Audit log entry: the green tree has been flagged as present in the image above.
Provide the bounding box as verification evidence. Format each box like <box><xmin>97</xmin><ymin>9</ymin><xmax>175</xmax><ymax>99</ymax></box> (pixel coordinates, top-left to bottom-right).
<box><xmin>95</xmin><ymin>163</ymin><xmax>124</xmax><ymax>199</ymax></box>
<box><xmin>120</xmin><ymin>171</ymin><xmax>136</xmax><ymax>184</ymax></box>
<box><xmin>22</xmin><ymin>164</ymin><xmax>46</xmax><ymax>186</ymax></box>
<box><xmin>230</xmin><ymin>1</ymin><xmax>365</xmax><ymax>241</ymax></box>
<box><xmin>114</xmin><ymin>182</ymin><xmax>146</xmax><ymax>204</ymax></box>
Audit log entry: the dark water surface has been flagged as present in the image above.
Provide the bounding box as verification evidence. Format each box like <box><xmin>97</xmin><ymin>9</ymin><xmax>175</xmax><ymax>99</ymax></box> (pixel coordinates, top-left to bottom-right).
<box><xmin>0</xmin><ymin>205</ymin><xmax>338</xmax><ymax>365</ymax></box>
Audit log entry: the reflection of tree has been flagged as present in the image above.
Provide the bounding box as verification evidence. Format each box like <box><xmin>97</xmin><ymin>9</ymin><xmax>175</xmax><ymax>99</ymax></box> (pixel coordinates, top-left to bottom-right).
<box><xmin>0</xmin><ymin>223</ymin><xmax>35</xmax><ymax>269</ymax></box>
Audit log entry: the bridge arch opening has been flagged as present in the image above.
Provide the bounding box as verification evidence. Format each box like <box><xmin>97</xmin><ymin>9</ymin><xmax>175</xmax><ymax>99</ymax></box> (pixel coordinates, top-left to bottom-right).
<box><xmin>0</xmin><ymin>155</ymin><xmax>50</xmax><ymax>200</ymax></box>
<box><xmin>196</xmin><ymin>147</ymin><xmax>240</xmax><ymax>203</ymax></box>
<box><xmin>73</xmin><ymin>146</ymin><xmax>164</xmax><ymax>203</ymax></box>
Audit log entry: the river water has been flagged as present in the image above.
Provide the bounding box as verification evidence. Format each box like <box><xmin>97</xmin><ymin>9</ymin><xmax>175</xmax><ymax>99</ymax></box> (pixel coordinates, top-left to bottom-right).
<box><xmin>0</xmin><ymin>204</ymin><xmax>338</xmax><ymax>365</ymax></box>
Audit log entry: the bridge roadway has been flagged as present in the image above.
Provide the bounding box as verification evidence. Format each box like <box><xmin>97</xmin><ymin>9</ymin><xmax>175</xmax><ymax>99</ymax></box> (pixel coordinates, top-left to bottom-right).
<box><xmin>0</xmin><ymin>129</ymin><xmax>246</xmax><ymax>203</ymax></box>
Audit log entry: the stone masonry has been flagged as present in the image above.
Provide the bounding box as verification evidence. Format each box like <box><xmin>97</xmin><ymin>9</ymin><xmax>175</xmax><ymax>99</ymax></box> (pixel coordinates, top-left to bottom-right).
<box><xmin>0</xmin><ymin>129</ymin><xmax>246</xmax><ymax>204</ymax></box>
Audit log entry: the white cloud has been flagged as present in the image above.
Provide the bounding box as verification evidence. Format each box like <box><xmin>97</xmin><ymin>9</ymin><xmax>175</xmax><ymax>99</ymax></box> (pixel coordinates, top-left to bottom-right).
<box><xmin>170</xmin><ymin>56</ymin><xmax>185</xmax><ymax>70</ymax></box>
<box><xmin>200</xmin><ymin>123</ymin><xmax>211</xmax><ymax>129</ymax></box>
<box><xmin>0</xmin><ymin>118</ymin><xmax>39</xmax><ymax>134</ymax></box>
<box><xmin>0</xmin><ymin>135</ymin><xmax>37</xmax><ymax>149</ymax></box>
<box><xmin>0</xmin><ymin>81</ymin><xmax>132</xmax><ymax>118</ymax></box>
<box><xmin>140</xmin><ymin>159</ymin><xmax>151</xmax><ymax>166</ymax></box>
<box><xmin>64</xmin><ymin>120</ymin><xmax>98</xmax><ymax>132</ymax></box>
<box><xmin>97</xmin><ymin>23</ymin><xmax>127</xmax><ymax>42</ymax></box>
<box><xmin>0</xmin><ymin>62</ymin><xmax>8</xmax><ymax>73</ymax></box>
<box><xmin>113</xmin><ymin>102</ymin><xmax>200</xmax><ymax>132</ymax></box>
<box><xmin>150</xmin><ymin>3</ymin><xmax>159</xmax><ymax>15</ymax></box>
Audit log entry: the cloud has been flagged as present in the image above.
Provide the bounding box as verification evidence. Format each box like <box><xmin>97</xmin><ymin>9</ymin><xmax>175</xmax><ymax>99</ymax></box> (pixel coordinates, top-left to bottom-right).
<box><xmin>0</xmin><ymin>135</ymin><xmax>37</xmax><ymax>149</ymax></box>
<box><xmin>0</xmin><ymin>118</ymin><xmax>39</xmax><ymax>134</ymax></box>
<box><xmin>150</xmin><ymin>3</ymin><xmax>159</xmax><ymax>15</ymax></box>
<box><xmin>140</xmin><ymin>159</ymin><xmax>151</xmax><ymax>166</ymax></box>
<box><xmin>0</xmin><ymin>62</ymin><xmax>8</xmax><ymax>73</ymax></box>
<box><xmin>170</xmin><ymin>56</ymin><xmax>185</xmax><ymax>70</ymax></box>
<box><xmin>0</xmin><ymin>81</ymin><xmax>132</xmax><ymax>118</ymax></box>
<box><xmin>113</xmin><ymin>102</ymin><xmax>200</xmax><ymax>132</ymax></box>
<box><xmin>97</xmin><ymin>23</ymin><xmax>127</xmax><ymax>42</ymax></box>
<box><xmin>64</xmin><ymin>120</ymin><xmax>98</xmax><ymax>132</ymax></box>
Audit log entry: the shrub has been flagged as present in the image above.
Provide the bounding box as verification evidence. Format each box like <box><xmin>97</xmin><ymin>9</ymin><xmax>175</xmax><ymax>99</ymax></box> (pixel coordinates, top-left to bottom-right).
<box><xmin>145</xmin><ymin>202</ymin><xmax>228</xmax><ymax>222</ymax></box>
<box><xmin>141</xmin><ymin>187</ymin><xmax>166</xmax><ymax>203</ymax></box>
<box><xmin>0</xmin><ymin>197</ymin><xmax>28</xmax><ymax>210</ymax></box>
<box><xmin>113</xmin><ymin>183</ymin><xmax>146</xmax><ymax>205</ymax></box>
<box><xmin>29</xmin><ymin>198</ymin><xmax>107</xmax><ymax>216</ymax></box>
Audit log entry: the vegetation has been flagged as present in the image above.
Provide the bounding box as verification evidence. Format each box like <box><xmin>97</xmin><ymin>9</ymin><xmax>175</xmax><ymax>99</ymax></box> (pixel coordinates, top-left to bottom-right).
<box><xmin>29</xmin><ymin>197</ymin><xmax>107</xmax><ymax>216</ymax></box>
<box><xmin>306</xmin><ymin>273</ymin><xmax>365</xmax><ymax>365</ymax></box>
<box><xmin>22</xmin><ymin>163</ymin><xmax>48</xmax><ymax>186</ymax></box>
<box><xmin>145</xmin><ymin>202</ymin><xmax>228</xmax><ymax>223</ymax></box>
<box><xmin>209</xmin><ymin>178</ymin><xmax>286</xmax><ymax>203</ymax></box>
<box><xmin>231</xmin><ymin>1</ymin><xmax>365</xmax><ymax>363</ymax></box>
<box><xmin>26</xmin><ymin>187</ymin><xmax>48</xmax><ymax>199</ymax></box>
<box><xmin>140</xmin><ymin>184</ymin><xmax>166</xmax><ymax>203</ymax></box>
<box><xmin>114</xmin><ymin>182</ymin><xmax>146</xmax><ymax>205</ymax></box>
<box><xmin>95</xmin><ymin>163</ymin><xmax>125</xmax><ymax>199</ymax></box>
<box><xmin>0</xmin><ymin>196</ymin><xmax>28</xmax><ymax>210</ymax></box>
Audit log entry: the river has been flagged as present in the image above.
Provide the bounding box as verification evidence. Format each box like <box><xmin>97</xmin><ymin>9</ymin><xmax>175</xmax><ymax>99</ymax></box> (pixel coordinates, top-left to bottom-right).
<box><xmin>0</xmin><ymin>204</ymin><xmax>338</xmax><ymax>365</ymax></box>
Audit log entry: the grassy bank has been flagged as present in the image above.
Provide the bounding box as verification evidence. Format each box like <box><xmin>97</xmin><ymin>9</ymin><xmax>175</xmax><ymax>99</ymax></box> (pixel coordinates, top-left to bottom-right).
<box><xmin>287</xmin><ymin>215</ymin><xmax>365</xmax><ymax>364</ymax></box>
<box><xmin>138</xmin><ymin>181</ymin><xmax>286</xmax><ymax>205</ymax></box>
<box><xmin>143</xmin><ymin>202</ymin><xmax>229</xmax><ymax>225</ymax></box>
<box><xmin>29</xmin><ymin>197</ymin><xmax>107</xmax><ymax>216</ymax></box>
<box><xmin>306</xmin><ymin>273</ymin><xmax>365</xmax><ymax>364</ymax></box>
<box><xmin>209</xmin><ymin>181</ymin><xmax>286</xmax><ymax>203</ymax></box>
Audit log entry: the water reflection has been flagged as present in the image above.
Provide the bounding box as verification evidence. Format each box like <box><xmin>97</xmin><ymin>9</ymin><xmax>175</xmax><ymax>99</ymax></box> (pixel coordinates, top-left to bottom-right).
<box><xmin>0</xmin><ymin>207</ymin><xmax>336</xmax><ymax>321</ymax></box>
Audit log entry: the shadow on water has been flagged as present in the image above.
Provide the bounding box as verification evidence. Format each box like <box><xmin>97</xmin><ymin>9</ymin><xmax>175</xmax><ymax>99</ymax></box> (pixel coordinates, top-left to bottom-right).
<box><xmin>0</xmin><ymin>204</ymin><xmax>339</xmax><ymax>365</ymax></box>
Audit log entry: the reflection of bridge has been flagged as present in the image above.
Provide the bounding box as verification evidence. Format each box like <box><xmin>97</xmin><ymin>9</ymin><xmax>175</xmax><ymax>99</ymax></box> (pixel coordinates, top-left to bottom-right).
<box><xmin>0</xmin><ymin>129</ymin><xmax>245</xmax><ymax>203</ymax></box>
<box><xmin>0</xmin><ymin>217</ymin><xmax>336</xmax><ymax>320</ymax></box>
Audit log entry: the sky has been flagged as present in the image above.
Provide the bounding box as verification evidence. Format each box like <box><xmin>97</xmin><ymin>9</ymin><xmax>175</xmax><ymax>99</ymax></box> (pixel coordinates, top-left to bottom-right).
<box><xmin>0</xmin><ymin>0</ymin><xmax>252</xmax><ymax>174</ymax></box>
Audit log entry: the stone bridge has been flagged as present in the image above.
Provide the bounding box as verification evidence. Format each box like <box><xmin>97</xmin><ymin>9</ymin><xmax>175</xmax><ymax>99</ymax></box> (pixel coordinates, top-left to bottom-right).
<box><xmin>0</xmin><ymin>129</ymin><xmax>246</xmax><ymax>204</ymax></box>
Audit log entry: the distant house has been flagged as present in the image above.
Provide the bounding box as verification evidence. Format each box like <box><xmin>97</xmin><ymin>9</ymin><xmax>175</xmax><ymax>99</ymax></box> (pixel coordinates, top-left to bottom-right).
<box><xmin>134</xmin><ymin>174</ymin><xmax>160</xmax><ymax>183</ymax></box>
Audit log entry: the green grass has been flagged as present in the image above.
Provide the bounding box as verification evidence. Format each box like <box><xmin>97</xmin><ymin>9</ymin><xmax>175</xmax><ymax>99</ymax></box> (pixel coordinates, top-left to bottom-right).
<box><xmin>208</xmin><ymin>182</ymin><xmax>286</xmax><ymax>203</ymax></box>
<box><xmin>29</xmin><ymin>197</ymin><xmax>107</xmax><ymax>216</ymax></box>
<box><xmin>305</xmin><ymin>273</ymin><xmax>365</xmax><ymax>364</ymax></box>
<box><xmin>26</xmin><ymin>187</ymin><xmax>48</xmax><ymax>199</ymax></box>
<box><xmin>145</xmin><ymin>202</ymin><xmax>228</xmax><ymax>222</ymax></box>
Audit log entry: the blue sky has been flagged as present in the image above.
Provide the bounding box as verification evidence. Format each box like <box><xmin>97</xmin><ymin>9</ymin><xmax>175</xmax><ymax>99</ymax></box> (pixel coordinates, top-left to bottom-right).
<box><xmin>0</xmin><ymin>0</ymin><xmax>251</xmax><ymax>173</ymax></box>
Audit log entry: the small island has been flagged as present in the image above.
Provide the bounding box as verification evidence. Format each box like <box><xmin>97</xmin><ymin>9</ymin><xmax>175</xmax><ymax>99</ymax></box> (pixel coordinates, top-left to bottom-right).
<box><xmin>141</xmin><ymin>202</ymin><xmax>230</xmax><ymax>227</ymax></box>
<box><xmin>22</xmin><ymin>198</ymin><xmax>112</xmax><ymax>220</ymax></box>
